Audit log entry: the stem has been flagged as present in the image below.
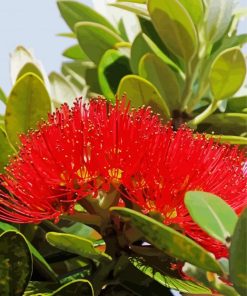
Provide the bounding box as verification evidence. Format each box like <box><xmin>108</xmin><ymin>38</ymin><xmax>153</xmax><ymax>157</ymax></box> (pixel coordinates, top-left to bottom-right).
<box><xmin>189</xmin><ymin>100</ymin><xmax>218</xmax><ymax>127</ymax></box>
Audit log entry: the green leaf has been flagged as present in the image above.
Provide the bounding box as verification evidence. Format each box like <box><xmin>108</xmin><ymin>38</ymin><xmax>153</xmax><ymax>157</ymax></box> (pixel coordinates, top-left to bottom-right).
<box><xmin>110</xmin><ymin>2</ymin><xmax>149</xmax><ymax>18</ymax></box>
<box><xmin>75</xmin><ymin>22</ymin><xmax>123</xmax><ymax>64</ymax></box>
<box><xmin>117</xmin><ymin>74</ymin><xmax>171</xmax><ymax>118</ymax></box>
<box><xmin>178</xmin><ymin>0</ymin><xmax>204</xmax><ymax>24</ymax></box>
<box><xmin>131</xmin><ymin>258</ymin><xmax>211</xmax><ymax>294</ymax></box>
<box><xmin>62</xmin><ymin>61</ymin><xmax>90</xmax><ymax>90</ymax></box>
<box><xmin>142</xmin><ymin>34</ymin><xmax>181</xmax><ymax>73</ymax></box>
<box><xmin>10</xmin><ymin>46</ymin><xmax>34</xmax><ymax>83</ymax></box>
<box><xmin>204</xmin><ymin>0</ymin><xmax>235</xmax><ymax>43</ymax></box>
<box><xmin>230</xmin><ymin>208</ymin><xmax>247</xmax><ymax>295</ymax></box>
<box><xmin>63</xmin><ymin>44</ymin><xmax>89</xmax><ymax>60</ymax></box>
<box><xmin>57</xmin><ymin>0</ymin><xmax>116</xmax><ymax>33</ymax></box>
<box><xmin>0</xmin><ymin>222</ymin><xmax>56</xmax><ymax>280</ymax></box>
<box><xmin>24</xmin><ymin>280</ymin><xmax>93</xmax><ymax>296</ymax></box>
<box><xmin>130</xmin><ymin>33</ymin><xmax>151</xmax><ymax>73</ymax></box>
<box><xmin>46</xmin><ymin>232</ymin><xmax>111</xmax><ymax>262</ymax></box>
<box><xmin>226</xmin><ymin>96</ymin><xmax>247</xmax><ymax>113</ymax></box>
<box><xmin>148</xmin><ymin>0</ymin><xmax>197</xmax><ymax>61</ymax></box>
<box><xmin>185</xmin><ymin>191</ymin><xmax>238</xmax><ymax>245</ymax></box>
<box><xmin>52</xmin><ymin>279</ymin><xmax>94</xmax><ymax>296</ymax></box>
<box><xmin>5</xmin><ymin>73</ymin><xmax>51</xmax><ymax>147</ymax></box>
<box><xmin>199</xmin><ymin>113</ymin><xmax>247</xmax><ymax>136</ymax></box>
<box><xmin>0</xmin><ymin>87</ymin><xmax>7</xmax><ymax>104</ymax></box>
<box><xmin>17</xmin><ymin>62</ymin><xmax>44</xmax><ymax>81</ymax></box>
<box><xmin>60</xmin><ymin>221</ymin><xmax>102</xmax><ymax>242</ymax></box>
<box><xmin>209</xmin><ymin>135</ymin><xmax>247</xmax><ymax>145</ymax></box>
<box><xmin>0</xmin><ymin>128</ymin><xmax>14</xmax><ymax>172</ymax></box>
<box><xmin>209</xmin><ymin>48</ymin><xmax>246</xmax><ymax>101</ymax></box>
<box><xmin>98</xmin><ymin>49</ymin><xmax>132</xmax><ymax>100</ymax></box>
<box><xmin>0</xmin><ymin>231</ymin><xmax>32</xmax><ymax>296</ymax></box>
<box><xmin>139</xmin><ymin>53</ymin><xmax>181</xmax><ymax>110</ymax></box>
<box><xmin>49</xmin><ymin>72</ymin><xmax>77</xmax><ymax>106</ymax></box>
<box><xmin>111</xmin><ymin>207</ymin><xmax>223</xmax><ymax>274</ymax></box>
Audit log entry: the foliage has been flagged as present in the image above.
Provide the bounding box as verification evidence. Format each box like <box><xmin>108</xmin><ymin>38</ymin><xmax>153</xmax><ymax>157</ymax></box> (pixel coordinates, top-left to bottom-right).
<box><xmin>0</xmin><ymin>0</ymin><xmax>246</xmax><ymax>295</ymax></box>
<box><xmin>57</xmin><ymin>0</ymin><xmax>247</xmax><ymax>140</ymax></box>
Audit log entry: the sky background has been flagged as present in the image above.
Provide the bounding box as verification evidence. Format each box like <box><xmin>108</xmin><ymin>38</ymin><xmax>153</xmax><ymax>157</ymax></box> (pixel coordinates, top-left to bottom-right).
<box><xmin>0</xmin><ymin>0</ymin><xmax>246</xmax><ymax>95</ymax></box>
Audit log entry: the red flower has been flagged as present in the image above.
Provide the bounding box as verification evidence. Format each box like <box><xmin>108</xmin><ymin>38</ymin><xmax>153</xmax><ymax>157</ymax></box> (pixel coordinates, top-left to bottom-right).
<box><xmin>0</xmin><ymin>97</ymin><xmax>163</xmax><ymax>223</ymax></box>
<box><xmin>0</xmin><ymin>97</ymin><xmax>246</xmax><ymax>260</ymax></box>
<box><xmin>121</xmin><ymin>126</ymin><xmax>247</xmax><ymax>258</ymax></box>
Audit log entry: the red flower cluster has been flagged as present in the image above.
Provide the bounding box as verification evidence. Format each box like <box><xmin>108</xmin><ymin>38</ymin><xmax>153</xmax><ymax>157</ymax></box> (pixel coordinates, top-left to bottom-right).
<box><xmin>0</xmin><ymin>97</ymin><xmax>246</xmax><ymax>258</ymax></box>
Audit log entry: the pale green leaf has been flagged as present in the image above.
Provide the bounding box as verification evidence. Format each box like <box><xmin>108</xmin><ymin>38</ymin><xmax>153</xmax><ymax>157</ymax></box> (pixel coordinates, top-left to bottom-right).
<box><xmin>148</xmin><ymin>0</ymin><xmax>197</xmax><ymax>61</ymax></box>
<box><xmin>63</xmin><ymin>44</ymin><xmax>89</xmax><ymax>60</ymax></box>
<box><xmin>5</xmin><ymin>73</ymin><xmax>51</xmax><ymax>147</ymax></box>
<box><xmin>110</xmin><ymin>2</ymin><xmax>149</xmax><ymax>18</ymax></box>
<box><xmin>49</xmin><ymin>72</ymin><xmax>78</xmax><ymax>106</ymax></box>
<box><xmin>209</xmin><ymin>48</ymin><xmax>246</xmax><ymax>100</ymax></box>
<box><xmin>75</xmin><ymin>22</ymin><xmax>123</xmax><ymax>64</ymax></box>
<box><xmin>204</xmin><ymin>0</ymin><xmax>235</xmax><ymax>43</ymax></box>
<box><xmin>139</xmin><ymin>53</ymin><xmax>181</xmax><ymax>110</ymax></box>
<box><xmin>117</xmin><ymin>74</ymin><xmax>171</xmax><ymax>118</ymax></box>
<box><xmin>57</xmin><ymin>0</ymin><xmax>116</xmax><ymax>32</ymax></box>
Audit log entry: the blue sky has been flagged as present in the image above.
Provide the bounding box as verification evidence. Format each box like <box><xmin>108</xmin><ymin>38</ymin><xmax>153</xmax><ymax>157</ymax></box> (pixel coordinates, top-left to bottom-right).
<box><xmin>0</xmin><ymin>0</ymin><xmax>246</xmax><ymax>94</ymax></box>
<box><xmin>0</xmin><ymin>0</ymin><xmax>91</xmax><ymax>94</ymax></box>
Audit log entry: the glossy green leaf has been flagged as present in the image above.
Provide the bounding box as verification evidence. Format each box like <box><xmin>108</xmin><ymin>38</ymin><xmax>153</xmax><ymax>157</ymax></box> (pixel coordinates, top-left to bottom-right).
<box><xmin>230</xmin><ymin>208</ymin><xmax>247</xmax><ymax>295</ymax></box>
<box><xmin>131</xmin><ymin>258</ymin><xmax>211</xmax><ymax>294</ymax></box>
<box><xmin>46</xmin><ymin>232</ymin><xmax>111</xmax><ymax>262</ymax></box>
<box><xmin>0</xmin><ymin>231</ymin><xmax>32</xmax><ymax>296</ymax></box>
<box><xmin>226</xmin><ymin>96</ymin><xmax>247</xmax><ymax>113</ymax></box>
<box><xmin>117</xmin><ymin>74</ymin><xmax>170</xmax><ymax>118</ymax></box>
<box><xmin>63</xmin><ymin>44</ymin><xmax>89</xmax><ymax>60</ymax></box>
<box><xmin>24</xmin><ymin>280</ymin><xmax>93</xmax><ymax>296</ymax></box>
<box><xmin>61</xmin><ymin>221</ymin><xmax>102</xmax><ymax>242</ymax></box>
<box><xmin>57</xmin><ymin>0</ymin><xmax>116</xmax><ymax>32</ymax></box>
<box><xmin>130</xmin><ymin>33</ymin><xmax>151</xmax><ymax>73</ymax></box>
<box><xmin>142</xmin><ymin>34</ymin><xmax>181</xmax><ymax>73</ymax></box>
<box><xmin>0</xmin><ymin>87</ymin><xmax>7</xmax><ymax>104</ymax></box>
<box><xmin>185</xmin><ymin>191</ymin><xmax>238</xmax><ymax>245</ymax></box>
<box><xmin>199</xmin><ymin>113</ymin><xmax>247</xmax><ymax>136</ymax></box>
<box><xmin>98</xmin><ymin>49</ymin><xmax>132</xmax><ymax>100</ymax></box>
<box><xmin>111</xmin><ymin>207</ymin><xmax>223</xmax><ymax>274</ymax></box>
<box><xmin>209</xmin><ymin>48</ymin><xmax>246</xmax><ymax>101</ymax></box>
<box><xmin>204</xmin><ymin>0</ymin><xmax>235</xmax><ymax>43</ymax></box>
<box><xmin>110</xmin><ymin>2</ymin><xmax>149</xmax><ymax>18</ymax></box>
<box><xmin>0</xmin><ymin>128</ymin><xmax>14</xmax><ymax>172</ymax></box>
<box><xmin>148</xmin><ymin>0</ymin><xmax>197</xmax><ymax>61</ymax></box>
<box><xmin>75</xmin><ymin>22</ymin><xmax>123</xmax><ymax>64</ymax></box>
<box><xmin>49</xmin><ymin>72</ymin><xmax>77</xmax><ymax>106</ymax></box>
<box><xmin>0</xmin><ymin>222</ymin><xmax>56</xmax><ymax>279</ymax></box>
<box><xmin>17</xmin><ymin>62</ymin><xmax>43</xmax><ymax>81</ymax></box>
<box><xmin>178</xmin><ymin>0</ymin><xmax>204</xmax><ymax>24</ymax></box>
<box><xmin>139</xmin><ymin>53</ymin><xmax>181</xmax><ymax>110</ymax></box>
<box><xmin>5</xmin><ymin>73</ymin><xmax>51</xmax><ymax>147</ymax></box>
